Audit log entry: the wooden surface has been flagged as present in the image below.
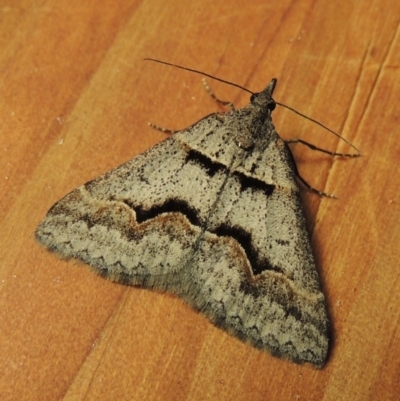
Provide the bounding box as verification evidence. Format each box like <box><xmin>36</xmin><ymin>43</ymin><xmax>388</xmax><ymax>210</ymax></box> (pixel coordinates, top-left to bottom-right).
<box><xmin>1</xmin><ymin>1</ymin><xmax>399</xmax><ymax>400</ymax></box>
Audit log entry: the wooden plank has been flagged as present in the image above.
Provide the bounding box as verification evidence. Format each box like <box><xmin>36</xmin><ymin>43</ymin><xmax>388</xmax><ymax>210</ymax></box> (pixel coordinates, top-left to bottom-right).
<box><xmin>0</xmin><ymin>0</ymin><xmax>399</xmax><ymax>400</ymax></box>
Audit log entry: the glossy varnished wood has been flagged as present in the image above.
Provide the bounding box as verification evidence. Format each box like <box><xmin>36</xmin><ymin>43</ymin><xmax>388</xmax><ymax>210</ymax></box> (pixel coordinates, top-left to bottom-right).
<box><xmin>0</xmin><ymin>1</ymin><xmax>399</xmax><ymax>400</ymax></box>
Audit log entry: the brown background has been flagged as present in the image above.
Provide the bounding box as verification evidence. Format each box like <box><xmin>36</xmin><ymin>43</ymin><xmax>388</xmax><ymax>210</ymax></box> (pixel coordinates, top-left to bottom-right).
<box><xmin>1</xmin><ymin>1</ymin><xmax>399</xmax><ymax>400</ymax></box>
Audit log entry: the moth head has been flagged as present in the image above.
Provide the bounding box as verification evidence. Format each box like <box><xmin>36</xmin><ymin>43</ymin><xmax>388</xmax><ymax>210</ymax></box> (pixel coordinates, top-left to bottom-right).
<box><xmin>250</xmin><ymin>78</ymin><xmax>277</xmax><ymax>113</ymax></box>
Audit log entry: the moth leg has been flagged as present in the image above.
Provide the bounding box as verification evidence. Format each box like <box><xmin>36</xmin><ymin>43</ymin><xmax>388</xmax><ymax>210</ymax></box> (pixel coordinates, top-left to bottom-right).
<box><xmin>148</xmin><ymin>123</ymin><xmax>178</xmax><ymax>135</ymax></box>
<box><xmin>202</xmin><ymin>78</ymin><xmax>235</xmax><ymax>111</ymax></box>
<box><xmin>286</xmin><ymin>138</ymin><xmax>361</xmax><ymax>158</ymax></box>
<box><xmin>149</xmin><ymin>77</ymin><xmax>236</xmax><ymax>134</ymax></box>
<box><xmin>149</xmin><ymin>78</ymin><xmax>235</xmax><ymax>135</ymax></box>
<box><xmin>296</xmin><ymin>174</ymin><xmax>336</xmax><ymax>198</ymax></box>
<box><xmin>286</xmin><ymin>143</ymin><xmax>337</xmax><ymax>198</ymax></box>
<box><xmin>149</xmin><ymin>111</ymin><xmax>227</xmax><ymax>135</ymax></box>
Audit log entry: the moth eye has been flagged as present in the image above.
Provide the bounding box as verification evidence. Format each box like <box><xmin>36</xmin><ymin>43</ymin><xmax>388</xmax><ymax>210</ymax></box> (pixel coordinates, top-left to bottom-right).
<box><xmin>250</xmin><ymin>94</ymin><xmax>256</xmax><ymax>102</ymax></box>
<box><xmin>268</xmin><ymin>101</ymin><xmax>276</xmax><ymax>112</ymax></box>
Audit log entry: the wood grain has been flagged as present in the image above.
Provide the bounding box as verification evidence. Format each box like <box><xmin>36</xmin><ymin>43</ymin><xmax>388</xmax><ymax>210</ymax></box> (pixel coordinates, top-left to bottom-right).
<box><xmin>0</xmin><ymin>1</ymin><xmax>399</xmax><ymax>400</ymax></box>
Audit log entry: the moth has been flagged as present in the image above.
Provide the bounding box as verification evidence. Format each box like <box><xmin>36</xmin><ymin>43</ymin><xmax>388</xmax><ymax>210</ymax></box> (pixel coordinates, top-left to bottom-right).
<box><xmin>36</xmin><ymin>60</ymin><xmax>359</xmax><ymax>367</ymax></box>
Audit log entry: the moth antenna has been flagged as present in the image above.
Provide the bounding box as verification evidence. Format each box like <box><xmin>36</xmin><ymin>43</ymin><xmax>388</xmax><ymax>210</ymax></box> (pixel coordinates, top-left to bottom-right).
<box><xmin>144</xmin><ymin>58</ymin><xmax>253</xmax><ymax>94</ymax></box>
<box><xmin>276</xmin><ymin>101</ymin><xmax>361</xmax><ymax>156</ymax></box>
<box><xmin>145</xmin><ymin>58</ymin><xmax>361</xmax><ymax>156</ymax></box>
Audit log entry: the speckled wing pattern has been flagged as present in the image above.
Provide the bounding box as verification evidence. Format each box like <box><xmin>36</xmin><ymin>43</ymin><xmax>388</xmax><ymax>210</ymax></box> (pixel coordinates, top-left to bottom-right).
<box><xmin>36</xmin><ymin>79</ymin><xmax>330</xmax><ymax>367</ymax></box>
